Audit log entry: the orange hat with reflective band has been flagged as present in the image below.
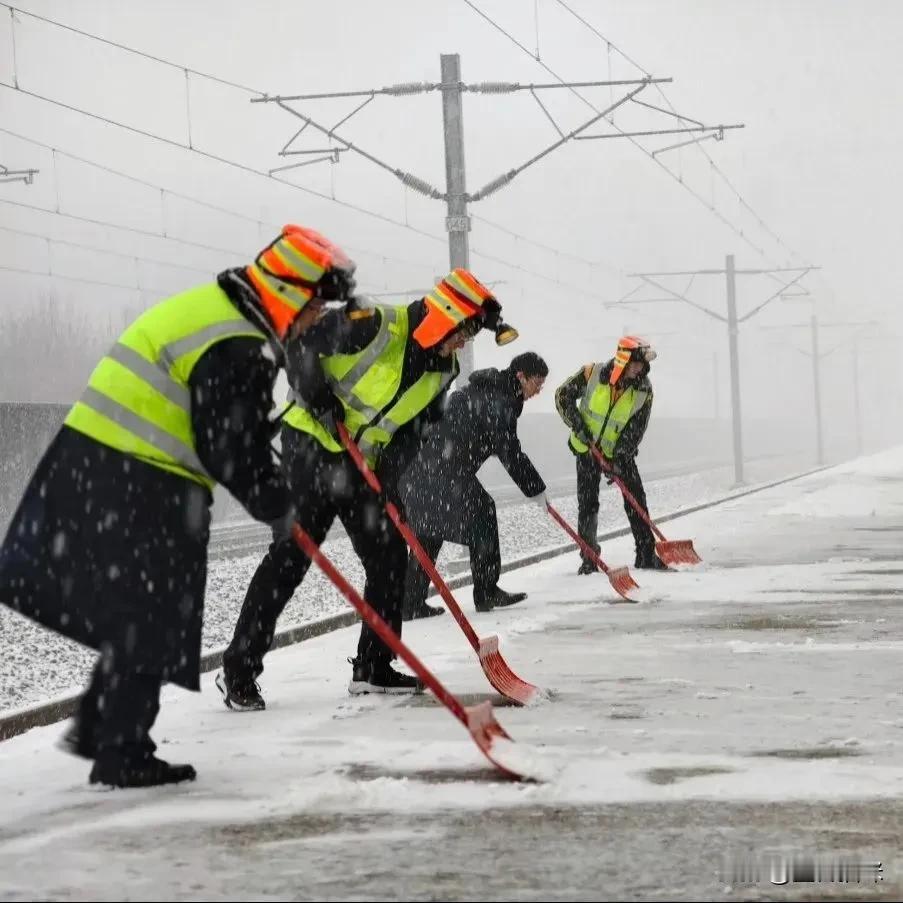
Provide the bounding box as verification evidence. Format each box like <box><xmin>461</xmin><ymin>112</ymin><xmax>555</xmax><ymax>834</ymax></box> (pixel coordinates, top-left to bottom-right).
<box><xmin>246</xmin><ymin>225</ymin><xmax>356</xmax><ymax>339</ymax></box>
<box><xmin>610</xmin><ymin>335</ymin><xmax>657</xmax><ymax>385</ymax></box>
<box><xmin>412</xmin><ymin>268</ymin><xmax>498</xmax><ymax>349</ymax></box>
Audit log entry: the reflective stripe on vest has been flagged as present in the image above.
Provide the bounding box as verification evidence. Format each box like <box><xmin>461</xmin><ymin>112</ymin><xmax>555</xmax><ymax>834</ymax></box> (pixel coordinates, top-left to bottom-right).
<box><xmin>64</xmin><ymin>283</ymin><xmax>265</xmax><ymax>488</ymax></box>
<box><xmin>356</xmin><ymin>366</ymin><xmax>457</xmax><ymax>460</ymax></box>
<box><xmin>284</xmin><ymin>304</ymin><xmax>456</xmax><ymax>463</ymax></box>
<box><xmin>569</xmin><ymin>362</ymin><xmax>649</xmax><ymax>455</ymax></box>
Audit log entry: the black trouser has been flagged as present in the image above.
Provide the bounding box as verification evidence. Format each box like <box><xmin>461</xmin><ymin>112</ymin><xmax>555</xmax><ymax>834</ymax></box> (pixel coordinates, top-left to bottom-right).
<box><xmin>223</xmin><ymin>435</ymin><xmax>408</xmax><ymax>685</ymax></box>
<box><xmin>403</xmin><ymin>481</ymin><xmax>501</xmax><ymax>616</ymax></box>
<box><xmin>76</xmin><ymin>653</ymin><xmax>163</xmax><ymax>760</ymax></box>
<box><xmin>576</xmin><ymin>452</ymin><xmax>656</xmax><ymax>565</ymax></box>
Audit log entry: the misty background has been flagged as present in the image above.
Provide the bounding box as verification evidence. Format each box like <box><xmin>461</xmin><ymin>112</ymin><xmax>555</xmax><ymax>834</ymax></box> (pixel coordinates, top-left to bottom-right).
<box><xmin>1</xmin><ymin>0</ymin><xmax>901</xmax><ymax>524</ymax></box>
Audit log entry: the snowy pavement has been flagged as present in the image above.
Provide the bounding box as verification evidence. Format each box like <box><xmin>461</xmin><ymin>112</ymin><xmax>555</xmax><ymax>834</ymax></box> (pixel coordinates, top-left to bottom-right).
<box><xmin>2</xmin><ymin>448</ymin><xmax>903</xmax><ymax>900</ymax></box>
<box><xmin>0</xmin><ymin>453</ymin><xmax>807</xmax><ymax>713</ymax></box>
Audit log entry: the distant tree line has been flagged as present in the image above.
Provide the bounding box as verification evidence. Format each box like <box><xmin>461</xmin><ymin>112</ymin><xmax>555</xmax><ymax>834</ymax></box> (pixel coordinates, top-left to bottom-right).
<box><xmin>0</xmin><ymin>297</ymin><xmax>141</xmax><ymax>403</ymax></box>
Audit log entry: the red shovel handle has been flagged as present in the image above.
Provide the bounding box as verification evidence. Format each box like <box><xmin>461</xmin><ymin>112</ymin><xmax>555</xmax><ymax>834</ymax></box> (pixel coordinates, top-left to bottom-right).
<box><xmin>589</xmin><ymin>446</ymin><xmax>666</xmax><ymax>542</ymax></box>
<box><xmin>291</xmin><ymin>523</ymin><xmax>468</xmax><ymax>725</ymax></box>
<box><xmin>338</xmin><ymin>423</ymin><xmax>482</xmax><ymax>653</ymax></box>
<box><xmin>545</xmin><ymin>501</ymin><xmax>613</xmax><ymax>576</ymax></box>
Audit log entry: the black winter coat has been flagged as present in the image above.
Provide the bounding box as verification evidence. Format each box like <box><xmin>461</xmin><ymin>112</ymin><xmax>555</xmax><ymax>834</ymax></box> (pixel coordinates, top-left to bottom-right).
<box><xmin>399</xmin><ymin>366</ymin><xmax>545</xmax><ymax>536</ymax></box>
<box><xmin>0</xmin><ymin>273</ymin><xmax>289</xmax><ymax>689</ymax></box>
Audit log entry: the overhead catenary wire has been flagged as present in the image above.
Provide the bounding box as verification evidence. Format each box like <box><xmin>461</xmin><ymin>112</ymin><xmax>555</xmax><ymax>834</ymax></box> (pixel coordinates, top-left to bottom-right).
<box><xmin>460</xmin><ymin>0</ymin><xmax>773</xmax><ymax>262</ymax></box>
<box><xmin>0</xmin><ymin>78</ymin><xmax>452</xmax><ymax>246</ymax></box>
<box><xmin>0</xmin><ymin>223</ymin><xmax>216</xmax><ymax>276</ymax></box>
<box><xmin>0</xmin><ymin>1</ymin><xmax>648</xmax><ymax>305</ymax></box>
<box><xmin>0</xmin><ymin>261</ymin><xmax>167</xmax><ymax>294</ymax></box>
<box><xmin>0</xmin><ymin>126</ymin><xmax>444</xmax><ymax>274</ymax></box>
<box><xmin>0</xmin><ymin>1</ymin><xmax>259</xmax><ymax>95</ymax></box>
<box><xmin>549</xmin><ymin>0</ymin><xmax>810</xmax><ymax>267</ymax></box>
<box><xmin>0</xmin><ymin>147</ymin><xmax>608</xmax><ymax>305</ymax></box>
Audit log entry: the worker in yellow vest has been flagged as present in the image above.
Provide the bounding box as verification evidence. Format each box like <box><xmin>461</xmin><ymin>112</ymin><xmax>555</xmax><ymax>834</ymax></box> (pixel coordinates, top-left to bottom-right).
<box><xmin>0</xmin><ymin>225</ymin><xmax>355</xmax><ymax>788</ymax></box>
<box><xmin>555</xmin><ymin>335</ymin><xmax>665</xmax><ymax>572</ymax></box>
<box><xmin>218</xmin><ymin>269</ymin><xmax>517</xmax><ymax>706</ymax></box>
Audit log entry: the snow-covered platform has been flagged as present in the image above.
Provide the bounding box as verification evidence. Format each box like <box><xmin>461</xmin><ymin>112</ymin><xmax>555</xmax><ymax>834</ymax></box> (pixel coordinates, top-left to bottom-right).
<box><xmin>2</xmin><ymin>449</ymin><xmax>903</xmax><ymax>900</ymax></box>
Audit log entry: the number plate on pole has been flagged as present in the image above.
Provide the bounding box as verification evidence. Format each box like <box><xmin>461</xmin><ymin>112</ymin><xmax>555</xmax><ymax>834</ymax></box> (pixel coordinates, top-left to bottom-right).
<box><xmin>445</xmin><ymin>215</ymin><xmax>471</xmax><ymax>233</ymax></box>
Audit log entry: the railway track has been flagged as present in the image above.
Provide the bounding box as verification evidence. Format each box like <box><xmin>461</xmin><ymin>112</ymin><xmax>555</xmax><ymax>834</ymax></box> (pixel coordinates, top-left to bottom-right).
<box><xmin>208</xmin><ymin>453</ymin><xmax>790</xmax><ymax>561</ymax></box>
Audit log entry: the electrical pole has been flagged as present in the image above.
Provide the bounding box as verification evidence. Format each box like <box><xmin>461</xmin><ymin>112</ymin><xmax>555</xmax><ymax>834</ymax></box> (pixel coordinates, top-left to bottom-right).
<box><xmin>621</xmin><ymin>260</ymin><xmax>818</xmax><ymax>487</ymax></box>
<box><xmin>810</xmin><ymin>314</ymin><xmax>824</xmax><ymax>466</ymax></box>
<box><xmin>756</xmin><ymin>318</ymin><xmax>875</xmax><ymax>467</ymax></box>
<box><xmin>852</xmin><ymin>333</ymin><xmax>863</xmax><ymax>456</ymax></box>
<box><xmin>725</xmin><ymin>254</ymin><xmax>744</xmax><ymax>483</ymax></box>
<box><xmin>713</xmin><ymin>351</ymin><xmax>720</xmax><ymax>420</ymax></box>
<box><xmin>440</xmin><ymin>54</ymin><xmax>474</xmax><ymax>382</ymax></box>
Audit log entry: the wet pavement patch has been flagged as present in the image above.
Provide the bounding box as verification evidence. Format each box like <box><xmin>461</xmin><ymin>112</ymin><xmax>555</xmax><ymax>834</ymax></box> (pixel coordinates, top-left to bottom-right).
<box><xmin>851</xmin><ymin>568</ymin><xmax>903</xmax><ymax>576</ymax></box>
<box><xmin>344</xmin><ymin>762</ymin><xmax>508</xmax><ymax>784</ymax></box>
<box><xmin>713</xmin><ymin>616</ymin><xmax>843</xmax><ymax>631</ymax></box>
<box><xmin>165</xmin><ymin>800</ymin><xmax>903</xmax><ymax>899</ymax></box>
<box><xmin>398</xmin><ymin>691</ymin><xmax>519</xmax><ymax>708</ymax></box>
<box><xmin>749</xmin><ymin>746</ymin><xmax>862</xmax><ymax>760</ymax></box>
<box><xmin>763</xmin><ymin>588</ymin><xmax>900</xmax><ymax>597</ymax></box>
<box><xmin>642</xmin><ymin>765</ymin><xmax>736</xmax><ymax>785</ymax></box>
<box><xmin>609</xmin><ymin>702</ymin><xmax>646</xmax><ymax>720</ymax></box>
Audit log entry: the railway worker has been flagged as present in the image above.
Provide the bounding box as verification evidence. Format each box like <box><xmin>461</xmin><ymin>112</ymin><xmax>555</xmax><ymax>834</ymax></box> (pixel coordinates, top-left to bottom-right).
<box><xmin>0</xmin><ymin>225</ymin><xmax>354</xmax><ymax>787</ymax></box>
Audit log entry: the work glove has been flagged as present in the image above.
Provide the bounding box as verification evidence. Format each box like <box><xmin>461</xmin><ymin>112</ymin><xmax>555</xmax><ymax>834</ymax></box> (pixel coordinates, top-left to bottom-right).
<box><xmin>314</xmin><ymin>393</ymin><xmax>345</xmax><ymax>442</ymax></box>
<box><xmin>603</xmin><ymin>458</ymin><xmax>624</xmax><ymax>485</ymax></box>
<box><xmin>528</xmin><ymin>491</ymin><xmax>549</xmax><ymax>513</ymax></box>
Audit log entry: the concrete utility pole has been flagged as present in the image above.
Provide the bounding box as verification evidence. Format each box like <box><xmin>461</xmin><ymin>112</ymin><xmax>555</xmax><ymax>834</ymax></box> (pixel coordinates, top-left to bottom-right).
<box><xmin>440</xmin><ymin>54</ymin><xmax>474</xmax><ymax>380</ymax></box>
<box><xmin>852</xmin><ymin>333</ymin><xmax>862</xmax><ymax>457</ymax></box>
<box><xmin>713</xmin><ymin>352</ymin><xmax>720</xmax><ymax>420</ymax></box>
<box><xmin>254</xmin><ymin>58</ymin><xmax>742</xmax><ymax>384</ymax></box>
<box><xmin>810</xmin><ymin>314</ymin><xmax>824</xmax><ymax>466</ymax></box>
<box><xmin>758</xmin><ymin>317</ymin><xmax>876</xmax><ymax>465</ymax></box>
<box><xmin>725</xmin><ymin>254</ymin><xmax>744</xmax><ymax>483</ymax></box>
<box><xmin>620</xmin><ymin>258</ymin><xmax>818</xmax><ymax>486</ymax></box>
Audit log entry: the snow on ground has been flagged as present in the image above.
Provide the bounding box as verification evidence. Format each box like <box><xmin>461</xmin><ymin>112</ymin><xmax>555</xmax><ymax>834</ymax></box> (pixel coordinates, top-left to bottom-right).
<box><xmin>1</xmin><ymin>448</ymin><xmax>903</xmax><ymax>899</ymax></box>
<box><xmin>0</xmin><ymin>455</ymin><xmax>801</xmax><ymax>713</ymax></box>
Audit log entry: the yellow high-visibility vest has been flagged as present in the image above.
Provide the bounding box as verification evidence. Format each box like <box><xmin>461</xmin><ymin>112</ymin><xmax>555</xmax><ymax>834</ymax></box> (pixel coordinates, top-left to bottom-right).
<box><xmin>65</xmin><ymin>283</ymin><xmax>266</xmax><ymax>488</ymax></box>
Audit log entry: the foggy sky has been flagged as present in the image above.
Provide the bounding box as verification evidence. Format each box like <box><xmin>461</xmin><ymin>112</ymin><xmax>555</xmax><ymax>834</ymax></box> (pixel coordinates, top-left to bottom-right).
<box><xmin>1</xmin><ymin>0</ymin><xmax>900</xmax><ymax>452</ymax></box>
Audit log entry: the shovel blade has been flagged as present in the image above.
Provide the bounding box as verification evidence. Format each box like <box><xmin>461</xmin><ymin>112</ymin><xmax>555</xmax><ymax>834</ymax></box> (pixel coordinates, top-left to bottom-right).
<box><xmin>655</xmin><ymin>539</ymin><xmax>702</xmax><ymax>567</ymax></box>
<box><xmin>477</xmin><ymin>635</ymin><xmax>542</xmax><ymax>706</ymax></box>
<box><xmin>608</xmin><ymin>565</ymin><xmax>641</xmax><ymax>602</ymax></box>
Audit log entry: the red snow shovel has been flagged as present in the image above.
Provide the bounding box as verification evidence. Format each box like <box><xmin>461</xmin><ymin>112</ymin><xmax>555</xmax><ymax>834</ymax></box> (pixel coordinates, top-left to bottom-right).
<box><xmin>590</xmin><ymin>446</ymin><xmax>702</xmax><ymax>567</ymax></box>
<box><xmin>291</xmin><ymin>524</ymin><xmax>531</xmax><ymax>780</ymax></box>
<box><xmin>545</xmin><ymin>501</ymin><xmax>641</xmax><ymax>603</ymax></box>
<box><xmin>339</xmin><ymin>424</ymin><xmax>541</xmax><ymax>707</ymax></box>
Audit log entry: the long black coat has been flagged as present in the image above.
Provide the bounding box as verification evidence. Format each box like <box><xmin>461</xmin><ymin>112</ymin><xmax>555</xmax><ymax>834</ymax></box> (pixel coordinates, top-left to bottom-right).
<box><xmin>0</xmin><ymin>429</ymin><xmax>212</xmax><ymax>687</ymax></box>
<box><xmin>399</xmin><ymin>366</ymin><xmax>545</xmax><ymax>538</ymax></box>
<box><xmin>0</xmin><ymin>273</ymin><xmax>289</xmax><ymax>690</ymax></box>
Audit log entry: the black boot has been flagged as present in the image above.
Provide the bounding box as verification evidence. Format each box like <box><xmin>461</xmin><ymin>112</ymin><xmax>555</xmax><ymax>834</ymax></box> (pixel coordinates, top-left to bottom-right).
<box><xmin>348</xmin><ymin>657</ymin><xmax>423</xmax><ymax>695</ymax></box>
<box><xmin>474</xmin><ymin>586</ymin><xmax>527</xmax><ymax>612</ymax></box>
<box><xmin>577</xmin><ymin>559</ymin><xmax>598</xmax><ymax>576</ymax></box>
<box><xmin>635</xmin><ymin>550</ymin><xmax>670</xmax><ymax>571</ymax></box>
<box><xmin>215</xmin><ymin>671</ymin><xmax>266</xmax><ymax>711</ymax></box>
<box><xmin>58</xmin><ymin>718</ymin><xmax>97</xmax><ymax>761</ymax></box>
<box><xmin>403</xmin><ymin>602</ymin><xmax>446</xmax><ymax>622</ymax></box>
<box><xmin>89</xmin><ymin>753</ymin><xmax>197</xmax><ymax>788</ymax></box>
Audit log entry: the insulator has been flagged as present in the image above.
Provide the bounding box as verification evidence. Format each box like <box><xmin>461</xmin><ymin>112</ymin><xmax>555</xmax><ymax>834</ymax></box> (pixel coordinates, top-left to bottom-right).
<box><xmin>471</xmin><ymin>170</ymin><xmax>516</xmax><ymax>201</ymax></box>
<box><xmin>384</xmin><ymin>82</ymin><xmax>435</xmax><ymax>96</ymax></box>
<box><xmin>469</xmin><ymin>81</ymin><xmax>519</xmax><ymax>94</ymax></box>
<box><xmin>395</xmin><ymin>170</ymin><xmax>443</xmax><ymax>199</ymax></box>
